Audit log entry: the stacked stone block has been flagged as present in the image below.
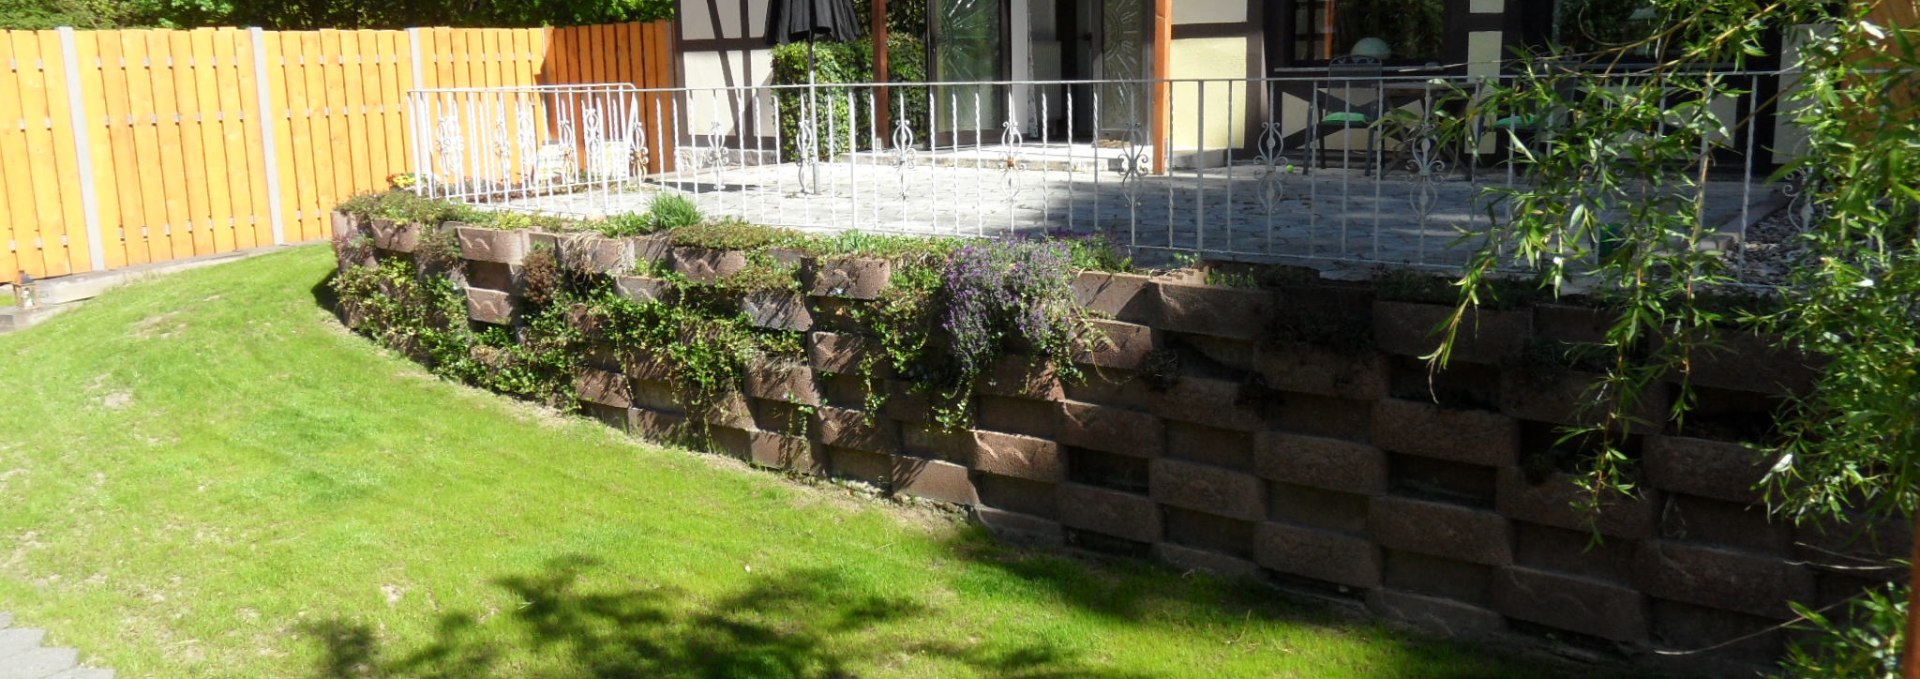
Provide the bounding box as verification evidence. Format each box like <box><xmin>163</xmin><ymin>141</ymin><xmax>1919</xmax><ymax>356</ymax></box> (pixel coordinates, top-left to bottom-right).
<box><xmin>336</xmin><ymin>212</ymin><xmax>1900</xmax><ymax>673</ymax></box>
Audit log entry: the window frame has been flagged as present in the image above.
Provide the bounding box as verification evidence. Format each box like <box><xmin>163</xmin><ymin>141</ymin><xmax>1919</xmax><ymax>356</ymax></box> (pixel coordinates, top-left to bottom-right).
<box><xmin>1268</xmin><ymin>0</ymin><xmax>1470</xmax><ymax>69</ymax></box>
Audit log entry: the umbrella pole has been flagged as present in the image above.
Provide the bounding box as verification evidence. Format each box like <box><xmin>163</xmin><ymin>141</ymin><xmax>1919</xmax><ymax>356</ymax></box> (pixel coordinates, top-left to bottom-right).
<box><xmin>808</xmin><ymin>38</ymin><xmax>821</xmax><ymax>194</ymax></box>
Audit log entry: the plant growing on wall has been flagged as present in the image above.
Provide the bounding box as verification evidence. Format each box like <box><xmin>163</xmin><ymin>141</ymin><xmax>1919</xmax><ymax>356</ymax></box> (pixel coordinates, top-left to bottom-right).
<box><xmin>1428</xmin><ymin>2</ymin><xmax>1920</xmax><ymax>672</ymax></box>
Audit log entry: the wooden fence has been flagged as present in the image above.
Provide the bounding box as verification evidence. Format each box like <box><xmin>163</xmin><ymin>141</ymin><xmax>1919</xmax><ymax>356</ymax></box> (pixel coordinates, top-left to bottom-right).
<box><xmin>0</xmin><ymin>21</ymin><xmax>675</xmax><ymax>281</ymax></box>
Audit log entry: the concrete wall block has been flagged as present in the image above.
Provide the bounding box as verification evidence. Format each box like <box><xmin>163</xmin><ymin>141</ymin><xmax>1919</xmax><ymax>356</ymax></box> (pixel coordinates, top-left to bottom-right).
<box><xmin>829</xmin><ymin>447</ymin><xmax>896</xmax><ymax>490</ymax></box>
<box><xmin>1156</xmin><ymin>543</ymin><xmax>1261</xmax><ymax>578</ymax></box>
<box><xmin>629</xmin><ymin>407</ymin><xmax>690</xmax><ymax>442</ymax></box>
<box><xmin>971</xmin><ymin>431</ymin><xmax>1066</xmax><ymax>483</ymax></box>
<box><xmin>1369</xmin><ymin>496</ymin><xmax>1514</xmax><ymax>565</ymax></box>
<box><xmin>573</xmin><ymin>367</ymin><xmax>632</xmax><ymax>409</ymax></box>
<box><xmin>670</xmin><ymin>246</ymin><xmax>749</xmax><ymax>283</ymax></box>
<box><xmin>630</xmin><ymin>233</ymin><xmax>673</xmax><ymax>263</ymax></box>
<box><xmin>1644</xmin><ymin>436</ymin><xmax>1774</xmax><ymax>505</ymax></box>
<box><xmin>976</xmin><ymin>507</ymin><xmax>1064</xmax><ymax>545</ymax></box>
<box><xmin>1632</xmin><ymin>540</ymin><xmax>1816</xmax><ymax>619</ymax></box>
<box><xmin>1498</xmin><ymin>369</ymin><xmax>1669</xmax><ymax>429</ymax></box>
<box><xmin>1257</xmin><ymin>345</ymin><xmax>1390</xmax><ymax>401</ymax></box>
<box><xmin>1371</xmin><ymin>399</ymin><xmax>1520</xmax><ymax>467</ymax></box>
<box><xmin>1255</xmin><ymin>432</ymin><xmax>1389</xmax><ymax>496</ymax></box>
<box><xmin>740</xmin><ymin>290</ymin><xmax>814</xmax><ymax>332</ymax></box>
<box><xmin>456</xmin><ymin>226</ymin><xmax>527</xmax><ymax>264</ymax></box>
<box><xmin>1659</xmin><ymin>493</ymin><xmax>1794</xmax><ymax>554</ymax></box>
<box><xmin>370</xmin><ymin>218</ymin><xmax>421</xmax><ymax>253</ymax></box>
<box><xmin>1365</xmin><ymin>589</ymin><xmax>1507</xmax><ymax>639</ymax></box>
<box><xmin>978</xmin><ymin>358</ymin><xmax>1065</xmax><ymax>400</ymax></box>
<box><xmin>807</xmin><ymin>331</ymin><xmax>868</xmax><ymax>375</ymax></box>
<box><xmin>558</xmin><ymin>234</ymin><xmax>632</xmax><ymax>274</ymax></box>
<box><xmin>1686</xmin><ymin>330</ymin><xmax>1820</xmax><ymax>395</ymax></box>
<box><xmin>1495</xmin><ymin>468</ymin><xmax>1659</xmax><ymax>539</ymax></box>
<box><xmin>900</xmin><ymin>422</ymin><xmax>974</xmax><ymax>462</ymax></box>
<box><xmin>814</xmin><ymin>405</ymin><xmax>897</xmax><ymax>453</ymax></box>
<box><xmin>977</xmin><ymin>395</ymin><xmax>1059</xmax><ymax>438</ymax></box>
<box><xmin>1150</xmin><ymin>458</ymin><xmax>1266</xmax><ymax>522</ymax></box>
<box><xmin>464</xmin><ymin>287</ymin><xmax>518</xmax><ymax>326</ymax></box>
<box><xmin>744</xmin><ymin>360</ymin><xmax>821</xmax><ymax>406</ymax></box>
<box><xmin>1374</xmin><ymin>301</ymin><xmax>1529</xmax><ymax>364</ymax></box>
<box><xmin>894</xmin><ymin>457</ymin><xmax>978</xmax><ymax>505</ymax></box>
<box><xmin>748</xmin><ymin>431</ymin><xmax>824</xmax><ymax>474</ymax></box>
<box><xmin>1492</xmin><ymin>566</ymin><xmax>1650</xmax><ymax>642</ymax></box>
<box><xmin>464</xmin><ymin>261</ymin><xmax>519</xmax><ymax>294</ymax></box>
<box><xmin>1057</xmin><ymin>483</ymin><xmax>1161</xmax><ymax>544</ymax></box>
<box><xmin>1073</xmin><ymin>318</ymin><xmax>1161</xmax><ymax>370</ymax></box>
<box><xmin>1255</xmin><ymin>521</ymin><xmax>1382</xmax><ymax>589</ymax></box>
<box><xmin>1057</xmin><ymin>401</ymin><xmax>1163</xmax><ymax>458</ymax></box>
<box><xmin>1072</xmin><ymin>271</ymin><xmax>1159</xmax><ymax>323</ymax></box>
<box><xmin>1150</xmin><ymin>376</ymin><xmax>1264</xmax><ymax>431</ymax></box>
<box><xmin>1154</xmin><ymin>281</ymin><xmax>1276</xmax><ymax>340</ymax></box>
<box><xmin>803</xmin><ymin>256</ymin><xmax>892</xmax><ymax>299</ymax></box>
<box><xmin>613</xmin><ymin>275</ymin><xmax>676</xmax><ymax>305</ymax></box>
<box><xmin>693</xmin><ymin>389</ymin><xmax>756</xmax><ymax>430</ymax></box>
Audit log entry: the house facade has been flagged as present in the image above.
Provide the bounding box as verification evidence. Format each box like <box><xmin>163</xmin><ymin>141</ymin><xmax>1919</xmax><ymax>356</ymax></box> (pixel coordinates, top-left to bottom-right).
<box><xmin>673</xmin><ymin>0</ymin><xmax>1795</xmax><ymax>167</ymax></box>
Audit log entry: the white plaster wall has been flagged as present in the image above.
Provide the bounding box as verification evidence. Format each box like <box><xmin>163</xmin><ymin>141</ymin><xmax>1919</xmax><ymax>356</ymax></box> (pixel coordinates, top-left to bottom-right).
<box><xmin>1174</xmin><ymin>0</ymin><xmax>1247</xmax><ymax>25</ymax></box>
<box><xmin>1169</xmin><ymin>36</ymin><xmax>1250</xmax><ymax>150</ymax></box>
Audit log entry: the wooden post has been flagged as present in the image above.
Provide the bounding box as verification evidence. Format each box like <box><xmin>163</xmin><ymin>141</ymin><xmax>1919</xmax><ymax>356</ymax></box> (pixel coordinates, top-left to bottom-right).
<box><xmin>874</xmin><ymin>0</ymin><xmax>890</xmax><ymax>139</ymax></box>
<box><xmin>1151</xmin><ymin>0</ymin><xmax>1172</xmax><ymax>174</ymax></box>
<box><xmin>1906</xmin><ymin>516</ymin><xmax>1920</xmax><ymax>679</ymax></box>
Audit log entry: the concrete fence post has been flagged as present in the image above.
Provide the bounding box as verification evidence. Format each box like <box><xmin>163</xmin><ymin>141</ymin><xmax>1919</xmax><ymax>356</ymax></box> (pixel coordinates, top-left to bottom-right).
<box><xmin>56</xmin><ymin>27</ymin><xmax>107</xmax><ymax>272</ymax></box>
<box><xmin>248</xmin><ymin>27</ymin><xmax>287</xmax><ymax>245</ymax></box>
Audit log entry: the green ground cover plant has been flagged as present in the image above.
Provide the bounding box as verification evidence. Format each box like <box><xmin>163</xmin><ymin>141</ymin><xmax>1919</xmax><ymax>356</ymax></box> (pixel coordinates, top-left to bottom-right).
<box><xmin>0</xmin><ymin>246</ymin><xmax>1581</xmax><ymax>677</ymax></box>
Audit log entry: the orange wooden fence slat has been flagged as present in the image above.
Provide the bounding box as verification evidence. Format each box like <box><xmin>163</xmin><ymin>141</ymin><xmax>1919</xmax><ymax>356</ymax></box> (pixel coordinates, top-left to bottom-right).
<box><xmin>1</xmin><ymin>21</ymin><xmax>676</xmax><ymax>278</ymax></box>
<box><xmin>0</xmin><ymin>32</ymin><xmax>33</xmax><ymax>278</ymax></box>
<box><xmin>144</xmin><ymin>30</ymin><xmax>196</xmax><ymax>259</ymax></box>
<box><xmin>123</xmin><ymin>31</ymin><xmax>173</xmax><ymax>264</ymax></box>
<box><xmin>228</xmin><ymin>28</ymin><xmax>270</xmax><ymax>249</ymax></box>
<box><xmin>162</xmin><ymin>30</ymin><xmax>209</xmax><ymax>256</ymax></box>
<box><xmin>10</xmin><ymin>33</ymin><xmax>59</xmax><ymax>276</ymax></box>
<box><xmin>187</xmin><ymin>29</ymin><xmax>233</xmax><ymax>254</ymax></box>
<box><xmin>33</xmin><ymin>31</ymin><xmax>90</xmax><ymax>274</ymax></box>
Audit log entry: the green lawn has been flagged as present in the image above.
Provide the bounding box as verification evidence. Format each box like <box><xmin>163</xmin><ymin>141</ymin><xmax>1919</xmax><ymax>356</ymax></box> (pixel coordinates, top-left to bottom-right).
<box><xmin>0</xmin><ymin>246</ymin><xmax>1569</xmax><ymax>677</ymax></box>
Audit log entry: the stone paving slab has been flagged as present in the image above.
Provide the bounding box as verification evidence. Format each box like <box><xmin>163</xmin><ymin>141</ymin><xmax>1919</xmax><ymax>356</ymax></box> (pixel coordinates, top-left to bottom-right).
<box><xmin>0</xmin><ymin>614</ymin><xmax>111</xmax><ymax>679</ymax></box>
<box><xmin>493</xmin><ymin>160</ymin><xmax>1769</xmax><ymax>270</ymax></box>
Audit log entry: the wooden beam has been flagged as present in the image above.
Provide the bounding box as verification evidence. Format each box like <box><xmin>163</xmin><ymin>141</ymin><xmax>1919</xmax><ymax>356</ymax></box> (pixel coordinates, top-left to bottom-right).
<box><xmin>1151</xmin><ymin>0</ymin><xmax>1172</xmax><ymax>174</ymax></box>
<box><xmin>874</xmin><ymin>0</ymin><xmax>890</xmax><ymax>138</ymax></box>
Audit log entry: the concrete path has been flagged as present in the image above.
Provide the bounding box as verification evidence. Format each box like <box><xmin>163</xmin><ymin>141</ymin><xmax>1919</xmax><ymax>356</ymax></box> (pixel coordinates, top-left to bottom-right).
<box><xmin>0</xmin><ymin>613</ymin><xmax>113</xmax><ymax>679</ymax></box>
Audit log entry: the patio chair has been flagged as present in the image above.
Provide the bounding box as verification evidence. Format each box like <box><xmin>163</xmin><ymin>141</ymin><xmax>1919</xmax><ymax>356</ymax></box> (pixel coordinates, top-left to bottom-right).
<box><xmin>1310</xmin><ymin>55</ymin><xmax>1387</xmax><ymax>175</ymax></box>
<box><xmin>1482</xmin><ymin>70</ymin><xmax>1585</xmax><ymax>167</ymax></box>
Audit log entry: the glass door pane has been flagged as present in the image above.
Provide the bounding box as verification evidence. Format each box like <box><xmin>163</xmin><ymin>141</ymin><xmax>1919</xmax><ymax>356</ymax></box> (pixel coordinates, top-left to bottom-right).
<box><xmin>934</xmin><ymin>0</ymin><xmax>1004</xmax><ymax>137</ymax></box>
<box><xmin>1097</xmin><ymin>0</ymin><xmax>1148</xmax><ymax>139</ymax></box>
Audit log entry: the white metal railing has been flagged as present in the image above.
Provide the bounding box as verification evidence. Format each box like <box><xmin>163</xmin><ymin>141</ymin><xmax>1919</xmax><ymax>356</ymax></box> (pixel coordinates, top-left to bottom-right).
<box><xmin>407</xmin><ymin>70</ymin><xmax>1806</xmax><ymax>270</ymax></box>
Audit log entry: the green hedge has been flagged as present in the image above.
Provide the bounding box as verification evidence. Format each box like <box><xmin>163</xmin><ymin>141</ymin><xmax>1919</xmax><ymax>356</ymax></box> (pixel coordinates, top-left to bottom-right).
<box><xmin>770</xmin><ymin>33</ymin><xmax>929</xmax><ymax>161</ymax></box>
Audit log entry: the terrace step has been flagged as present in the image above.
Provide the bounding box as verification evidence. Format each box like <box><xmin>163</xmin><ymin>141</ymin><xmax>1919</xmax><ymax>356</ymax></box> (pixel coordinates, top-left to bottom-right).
<box><xmin>0</xmin><ymin>615</ymin><xmax>113</xmax><ymax>679</ymax></box>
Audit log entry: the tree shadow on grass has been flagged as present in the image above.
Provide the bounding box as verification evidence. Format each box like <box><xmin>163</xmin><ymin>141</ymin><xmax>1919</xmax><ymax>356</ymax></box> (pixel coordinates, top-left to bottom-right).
<box><xmin>301</xmin><ymin>555</ymin><xmax>1141</xmax><ymax>679</ymax></box>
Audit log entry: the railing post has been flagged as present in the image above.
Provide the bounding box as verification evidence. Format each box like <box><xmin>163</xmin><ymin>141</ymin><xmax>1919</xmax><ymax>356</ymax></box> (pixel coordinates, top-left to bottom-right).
<box><xmin>56</xmin><ymin>27</ymin><xmax>107</xmax><ymax>272</ymax></box>
<box><xmin>249</xmin><ymin>27</ymin><xmax>287</xmax><ymax>245</ymax></box>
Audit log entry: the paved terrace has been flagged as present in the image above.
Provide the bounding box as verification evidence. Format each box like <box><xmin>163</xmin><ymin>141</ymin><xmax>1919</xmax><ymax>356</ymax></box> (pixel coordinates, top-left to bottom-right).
<box><xmin>490</xmin><ymin>145</ymin><xmax>1773</xmax><ymax>269</ymax></box>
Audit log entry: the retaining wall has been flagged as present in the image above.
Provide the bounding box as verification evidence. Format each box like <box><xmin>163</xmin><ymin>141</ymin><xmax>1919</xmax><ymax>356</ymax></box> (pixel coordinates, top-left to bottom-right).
<box><xmin>331</xmin><ymin>211</ymin><xmax>1906</xmax><ymax>675</ymax></box>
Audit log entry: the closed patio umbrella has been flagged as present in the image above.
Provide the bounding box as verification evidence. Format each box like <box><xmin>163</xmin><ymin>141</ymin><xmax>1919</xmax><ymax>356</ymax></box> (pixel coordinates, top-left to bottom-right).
<box><xmin>766</xmin><ymin>0</ymin><xmax>860</xmax><ymax>192</ymax></box>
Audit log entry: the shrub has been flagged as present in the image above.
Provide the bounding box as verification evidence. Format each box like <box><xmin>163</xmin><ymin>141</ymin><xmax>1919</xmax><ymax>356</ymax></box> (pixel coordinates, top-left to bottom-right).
<box><xmin>648</xmin><ymin>193</ymin><xmax>704</xmax><ymax>230</ymax></box>
<box><xmin>597</xmin><ymin>212</ymin><xmax>658</xmax><ymax>237</ymax></box>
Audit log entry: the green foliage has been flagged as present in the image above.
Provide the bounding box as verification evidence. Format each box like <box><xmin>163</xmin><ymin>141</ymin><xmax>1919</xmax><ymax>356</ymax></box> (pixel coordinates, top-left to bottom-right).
<box><xmin>668</xmin><ymin>221</ymin><xmax>798</xmax><ymax>252</ymax></box>
<box><xmin>1778</xmin><ymin>584</ymin><xmax>1907</xmax><ymax>679</ymax></box>
<box><xmin>789</xmin><ymin>230</ymin><xmax>962</xmax><ymax>260</ymax></box>
<box><xmin>590</xmin><ymin>292</ymin><xmax>792</xmax><ymax>441</ymax></box>
<box><xmin>1425</xmin><ymin>3</ymin><xmax>1919</xmax><ymax>671</ymax></box>
<box><xmin>336</xmin><ymin>190</ymin><xmax>486</xmax><ymax>226</ymax></box>
<box><xmin>596</xmin><ymin>212</ymin><xmax>657</xmax><ymax>237</ymax></box>
<box><xmin>648</xmin><ymin>193</ymin><xmax>704</xmax><ymax>230</ymax></box>
<box><xmin>0</xmin><ymin>0</ymin><xmax>138</xmax><ymax>29</ymax></box>
<box><xmin>521</xmin><ymin>245</ymin><xmax>564</xmax><ymax>307</ymax></box>
<box><xmin>771</xmin><ymin>33</ymin><xmax>929</xmax><ymax>160</ymax></box>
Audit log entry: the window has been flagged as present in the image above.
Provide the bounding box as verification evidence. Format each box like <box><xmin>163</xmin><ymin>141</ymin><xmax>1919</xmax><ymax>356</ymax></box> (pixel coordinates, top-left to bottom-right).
<box><xmin>1287</xmin><ymin>0</ymin><xmax>1450</xmax><ymax>63</ymax></box>
<box><xmin>1544</xmin><ymin>0</ymin><xmax>1660</xmax><ymax>57</ymax></box>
